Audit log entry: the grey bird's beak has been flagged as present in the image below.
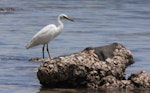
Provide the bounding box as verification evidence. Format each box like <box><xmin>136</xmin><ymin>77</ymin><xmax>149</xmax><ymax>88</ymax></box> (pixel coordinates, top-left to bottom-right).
<box><xmin>64</xmin><ymin>16</ymin><xmax>74</xmax><ymax>22</ymax></box>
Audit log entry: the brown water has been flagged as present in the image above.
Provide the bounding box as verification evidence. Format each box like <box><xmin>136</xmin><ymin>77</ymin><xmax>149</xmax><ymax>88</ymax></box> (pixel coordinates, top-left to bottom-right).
<box><xmin>0</xmin><ymin>0</ymin><xmax>150</xmax><ymax>93</ymax></box>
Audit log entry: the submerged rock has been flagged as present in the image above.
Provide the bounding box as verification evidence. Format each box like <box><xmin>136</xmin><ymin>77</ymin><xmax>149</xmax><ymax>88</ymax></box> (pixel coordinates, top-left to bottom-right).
<box><xmin>36</xmin><ymin>43</ymin><xmax>149</xmax><ymax>89</ymax></box>
<box><xmin>0</xmin><ymin>7</ymin><xmax>15</xmax><ymax>11</ymax></box>
<box><xmin>0</xmin><ymin>7</ymin><xmax>15</xmax><ymax>14</ymax></box>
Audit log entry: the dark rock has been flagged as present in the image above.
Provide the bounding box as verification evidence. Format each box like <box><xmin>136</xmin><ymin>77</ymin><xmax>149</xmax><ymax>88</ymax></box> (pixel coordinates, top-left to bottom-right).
<box><xmin>37</xmin><ymin>43</ymin><xmax>136</xmax><ymax>88</ymax></box>
<box><xmin>94</xmin><ymin>43</ymin><xmax>119</xmax><ymax>61</ymax></box>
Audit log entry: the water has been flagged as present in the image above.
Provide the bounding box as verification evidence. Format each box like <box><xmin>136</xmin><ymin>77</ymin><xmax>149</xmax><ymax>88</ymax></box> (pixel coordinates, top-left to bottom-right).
<box><xmin>0</xmin><ymin>0</ymin><xmax>150</xmax><ymax>93</ymax></box>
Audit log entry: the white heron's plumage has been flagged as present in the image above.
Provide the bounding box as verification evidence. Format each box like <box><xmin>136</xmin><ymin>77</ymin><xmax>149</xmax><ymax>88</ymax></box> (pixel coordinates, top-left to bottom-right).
<box><xmin>26</xmin><ymin>24</ymin><xmax>62</xmax><ymax>49</ymax></box>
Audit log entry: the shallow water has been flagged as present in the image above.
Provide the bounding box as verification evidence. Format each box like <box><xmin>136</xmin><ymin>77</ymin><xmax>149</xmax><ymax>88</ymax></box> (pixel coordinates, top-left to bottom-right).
<box><xmin>0</xmin><ymin>0</ymin><xmax>150</xmax><ymax>93</ymax></box>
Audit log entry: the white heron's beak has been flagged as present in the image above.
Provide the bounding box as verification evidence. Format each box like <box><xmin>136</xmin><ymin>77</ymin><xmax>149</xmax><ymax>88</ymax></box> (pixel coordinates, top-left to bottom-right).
<box><xmin>64</xmin><ymin>16</ymin><xmax>74</xmax><ymax>21</ymax></box>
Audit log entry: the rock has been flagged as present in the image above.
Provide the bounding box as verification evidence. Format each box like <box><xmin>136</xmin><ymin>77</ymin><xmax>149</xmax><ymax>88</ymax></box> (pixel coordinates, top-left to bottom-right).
<box><xmin>0</xmin><ymin>7</ymin><xmax>15</xmax><ymax>11</ymax></box>
<box><xmin>37</xmin><ymin>43</ymin><xmax>139</xmax><ymax>89</ymax></box>
<box><xmin>128</xmin><ymin>71</ymin><xmax>150</xmax><ymax>88</ymax></box>
<box><xmin>29</xmin><ymin>57</ymin><xmax>41</xmax><ymax>62</ymax></box>
<box><xmin>0</xmin><ymin>7</ymin><xmax>15</xmax><ymax>13</ymax></box>
<box><xmin>99</xmin><ymin>76</ymin><xmax>135</xmax><ymax>89</ymax></box>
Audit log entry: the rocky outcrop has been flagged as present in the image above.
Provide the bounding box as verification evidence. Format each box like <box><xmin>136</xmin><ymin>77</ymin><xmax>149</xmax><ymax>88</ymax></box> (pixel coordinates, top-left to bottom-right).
<box><xmin>36</xmin><ymin>43</ymin><xmax>150</xmax><ymax>89</ymax></box>
<box><xmin>0</xmin><ymin>7</ymin><xmax>15</xmax><ymax>12</ymax></box>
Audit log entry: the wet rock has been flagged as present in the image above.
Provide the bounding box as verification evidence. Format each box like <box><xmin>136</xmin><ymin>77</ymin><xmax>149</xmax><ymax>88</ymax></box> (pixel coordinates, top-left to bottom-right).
<box><xmin>37</xmin><ymin>43</ymin><xmax>136</xmax><ymax>88</ymax></box>
<box><xmin>29</xmin><ymin>57</ymin><xmax>41</xmax><ymax>62</ymax></box>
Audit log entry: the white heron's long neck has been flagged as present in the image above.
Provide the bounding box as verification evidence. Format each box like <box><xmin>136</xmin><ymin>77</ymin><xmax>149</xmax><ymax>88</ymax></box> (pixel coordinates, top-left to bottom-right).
<box><xmin>57</xmin><ymin>17</ymin><xmax>64</xmax><ymax>31</ymax></box>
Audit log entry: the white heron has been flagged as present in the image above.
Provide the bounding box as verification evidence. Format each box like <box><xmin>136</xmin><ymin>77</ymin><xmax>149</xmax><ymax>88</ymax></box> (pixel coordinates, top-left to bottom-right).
<box><xmin>26</xmin><ymin>14</ymin><xmax>73</xmax><ymax>59</ymax></box>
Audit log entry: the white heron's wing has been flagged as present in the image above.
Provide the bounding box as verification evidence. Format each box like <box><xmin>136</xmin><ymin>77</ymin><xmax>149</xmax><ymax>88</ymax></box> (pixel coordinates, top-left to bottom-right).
<box><xmin>26</xmin><ymin>24</ymin><xmax>57</xmax><ymax>49</ymax></box>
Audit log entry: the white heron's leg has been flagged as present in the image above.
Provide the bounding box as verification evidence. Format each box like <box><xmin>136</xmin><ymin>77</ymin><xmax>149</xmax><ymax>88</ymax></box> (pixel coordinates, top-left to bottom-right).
<box><xmin>46</xmin><ymin>44</ymin><xmax>51</xmax><ymax>59</ymax></box>
<box><xmin>42</xmin><ymin>44</ymin><xmax>45</xmax><ymax>59</ymax></box>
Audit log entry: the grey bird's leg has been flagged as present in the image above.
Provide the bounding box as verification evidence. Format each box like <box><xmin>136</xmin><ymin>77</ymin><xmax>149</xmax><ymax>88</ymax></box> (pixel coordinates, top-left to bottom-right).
<box><xmin>42</xmin><ymin>44</ymin><xmax>45</xmax><ymax>59</ymax></box>
<box><xmin>46</xmin><ymin>44</ymin><xmax>51</xmax><ymax>59</ymax></box>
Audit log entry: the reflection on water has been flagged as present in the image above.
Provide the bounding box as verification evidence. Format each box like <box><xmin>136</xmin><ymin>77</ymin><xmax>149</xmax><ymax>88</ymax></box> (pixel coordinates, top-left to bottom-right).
<box><xmin>38</xmin><ymin>88</ymin><xmax>150</xmax><ymax>93</ymax></box>
<box><xmin>0</xmin><ymin>0</ymin><xmax>150</xmax><ymax>93</ymax></box>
